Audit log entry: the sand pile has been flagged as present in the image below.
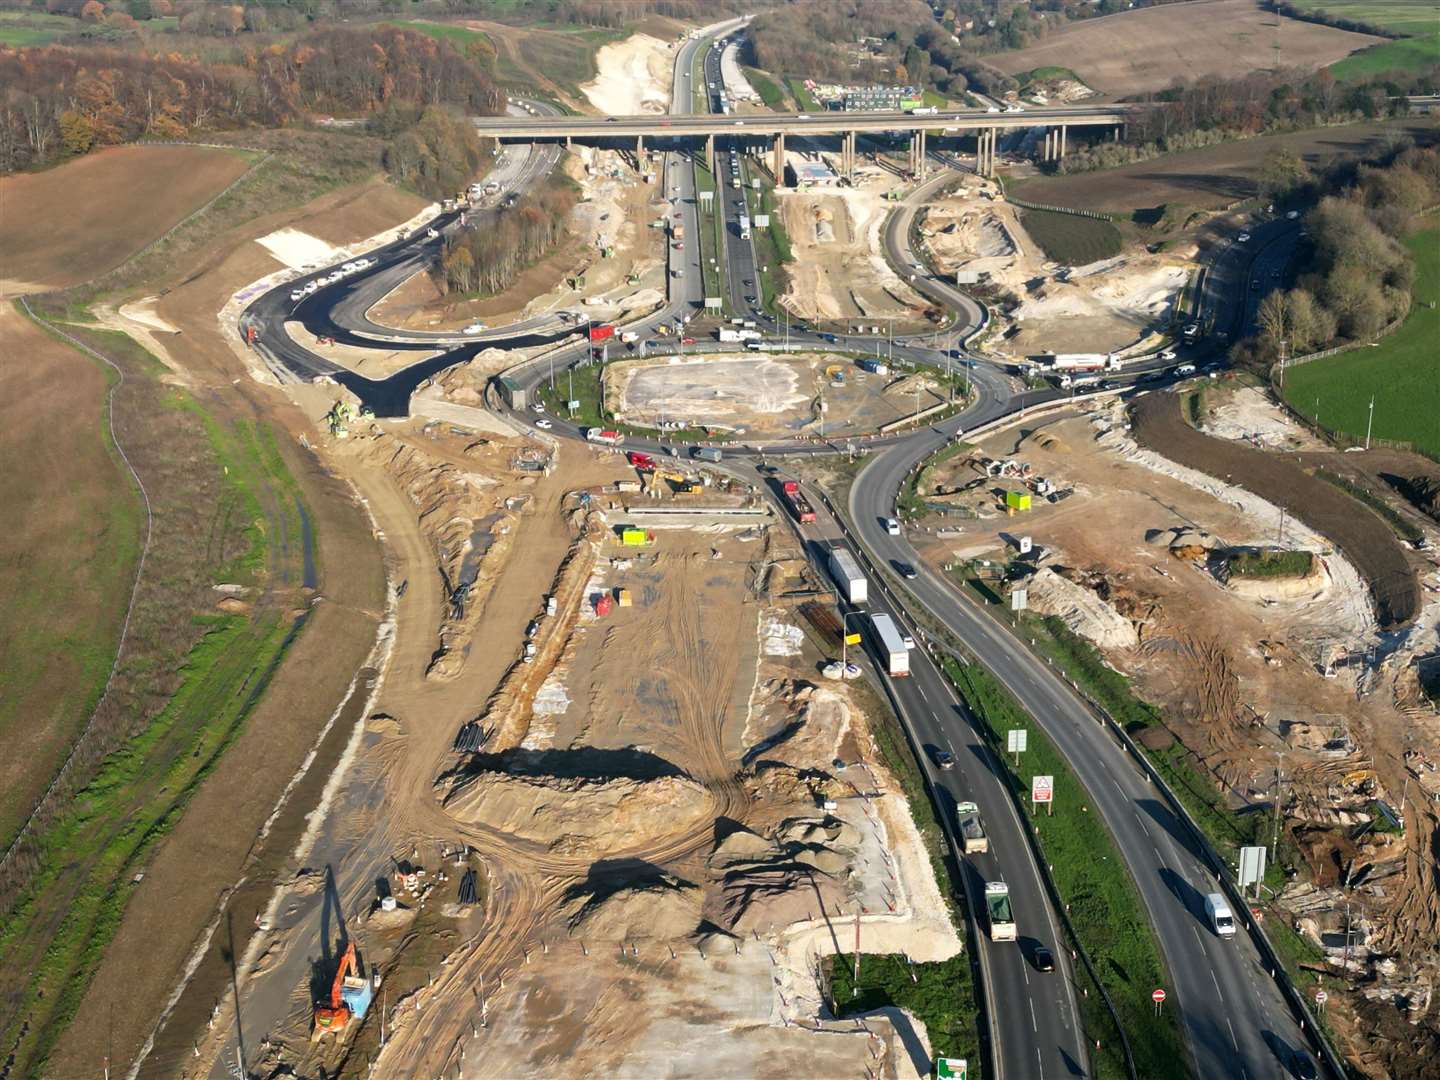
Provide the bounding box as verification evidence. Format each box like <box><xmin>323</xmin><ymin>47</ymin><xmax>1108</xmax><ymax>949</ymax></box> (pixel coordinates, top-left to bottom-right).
<box><xmin>439</xmin><ymin>750</ymin><xmax>714</xmax><ymax>857</ymax></box>
<box><xmin>1024</xmin><ymin>566</ymin><xmax>1139</xmax><ymax>649</ymax></box>
<box><xmin>565</xmin><ymin>873</ymin><xmax>701</xmax><ymax>941</ymax></box>
<box><xmin>707</xmin><ymin>815</ymin><xmax>861</xmax><ymax>930</ymax></box>
<box><xmin>580</xmin><ymin>33</ymin><xmax>673</xmax><ymax>115</ymax></box>
<box><xmin>423</xmin><ymin>348</ymin><xmax>515</xmax><ymax>405</ymax></box>
<box><xmin>745</xmin><ymin>680</ymin><xmax>852</xmax><ymax>773</ymax></box>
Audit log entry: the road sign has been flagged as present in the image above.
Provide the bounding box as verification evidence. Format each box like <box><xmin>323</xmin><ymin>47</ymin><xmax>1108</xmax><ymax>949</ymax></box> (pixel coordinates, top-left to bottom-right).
<box><xmin>1019</xmin><ymin>535</ymin><xmax>1033</xmax><ymax>555</ymax></box>
<box><xmin>1031</xmin><ymin>775</ymin><xmax>1053</xmax><ymax>803</ymax></box>
<box><xmin>844</xmin><ymin>632</ymin><xmax>862</xmax><ymax>646</ymax></box>
<box><xmin>1239</xmin><ymin>845</ymin><xmax>1268</xmax><ymax>898</ymax></box>
<box><xmin>1010</xmin><ymin>588</ymin><xmax>1028</xmax><ymax>612</ymax></box>
<box><xmin>1152</xmin><ymin>988</ymin><xmax>1166</xmax><ymax>1003</ymax></box>
<box><xmin>935</xmin><ymin>1058</ymin><xmax>967</xmax><ymax>1080</ymax></box>
<box><xmin>1315</xmin><ymin>989</ymin><xmax>1328</xmax><ymax>1006</ymax></box>
<box><xmin>1007</xmin><ymin>729</ymin><xmax>1028</xmax><ymax>754</ymax></box>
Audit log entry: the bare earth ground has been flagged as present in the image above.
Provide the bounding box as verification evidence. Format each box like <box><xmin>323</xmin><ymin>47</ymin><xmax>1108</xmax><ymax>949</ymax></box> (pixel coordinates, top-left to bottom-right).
<box><xmin>990</xmin><ymin>0</ymin><xmax>1381</xmax><ymax>97</ymax></box>
<box><xmin>908</xmin><ymin>392</ymin><xmax>1440</xmax><ymax>1073</ymax></box>
<box><xmin>43</xmin><ymin>178</ymin><xmax>404</xmax><ymax>1079</ymax></box>
<box><xmin>0</xmin><ymin>304</ymin><xmax>138</xmax><ymax>839</ymax></box>
<box><xmin>0</xmin><ymin>145</ymin><xmax>253</xmax><ymax>294</ymax></box>
<box><xmin>778</xmin><ymin>164</ymin><xmax>930</xmax><ymax>325</ymax></box>
<box><xmin>371</xmin><ymin>149</ymin><xmax>665</xmax><ymax>333</ymax></box>
<box><xmin>919</xmin><ymin>173</ymin><xmax>1190</xmax><ymax>356</ymax></box>
<box><xmin>606</xmin><ymin>351</ymin><xmax>952</xmax><ymax>437</ymax></box>
<box><xmin>580</xmin><ymin>30</ymin><xmax>675</xmax><ymax>115</ymax></box>
<box><xmin>1014</xmin><ymin>120</ymin><xmax>1439</xmax><ymax>214</ymax></box>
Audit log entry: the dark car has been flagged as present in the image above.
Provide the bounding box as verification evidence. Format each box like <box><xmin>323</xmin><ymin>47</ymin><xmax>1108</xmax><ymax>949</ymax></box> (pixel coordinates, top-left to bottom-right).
<box><xmin>744</xmin><ymin>294</ymin><xmax>757</xmax><ymax>304</ymax></box>
<box><xmin>893</xmin><ymin>561</ymin><xmax>918</xmax><ymax>580</ymax></box>
<box><xmin>931</xmin><ymin>748</ymin><xmax>956</xmax><ymax>769</ymax></box>
<box><xmin>1032</xmin><ymin>946</ymin><xmax>1055</xmax><ymax>972</ymax></box>
<box><xmin>1288</xmin><ymin>1049</ymin><xmax>1318</xmax><ymax>1080</ymax></box>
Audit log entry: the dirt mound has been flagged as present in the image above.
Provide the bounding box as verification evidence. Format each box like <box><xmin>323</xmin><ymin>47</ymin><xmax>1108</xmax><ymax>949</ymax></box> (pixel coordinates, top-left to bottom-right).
<box><xmin>565</xmin><ymin>870</ymin><xmax>701</xmax><ymax>941</ymax></box>
<box><xmin>707</xmin><ymin>813</ymin><xmax>860</xmax><ymax>931</ymax></box>
<box><xmin>1131</xmin><ymin>392</ymin><xmax>1419</xmax><ymax>627</ymax></box>
<box><xmin>438</xmin><ymin>748</ymin><xmax>714</xmax><ymax>857</ymax></box>
<box><xmin>1025</xmin><ymin>567</ymin><xmax>1139</xmax><ymax>649</ymax></box>
<box><xmin>1383</xmin><ymin>472</ymin><xmax>1440</xmax><ymax>523</ymax></box>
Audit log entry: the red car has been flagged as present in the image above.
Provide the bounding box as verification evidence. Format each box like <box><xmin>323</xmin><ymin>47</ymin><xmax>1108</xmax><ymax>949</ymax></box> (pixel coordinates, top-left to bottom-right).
<box><xmin>681</xmin><ymin>337</ymin><xmax>696</xmax><ymax>345</ymax></box>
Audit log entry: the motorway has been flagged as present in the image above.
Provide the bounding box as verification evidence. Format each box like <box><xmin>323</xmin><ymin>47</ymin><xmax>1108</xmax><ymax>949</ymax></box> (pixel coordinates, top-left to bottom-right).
<box><xmin>235</xmin><ymin>31</ymin><xmax>1330</xmax><ymax>1080</ymax></box>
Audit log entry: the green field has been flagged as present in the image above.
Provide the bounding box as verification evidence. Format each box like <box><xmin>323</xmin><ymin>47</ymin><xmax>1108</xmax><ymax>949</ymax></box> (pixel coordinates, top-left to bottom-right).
<box><xmin>1018</xmin><ymin>208</ymin><xmax>1122</xmax><ymax>265</ymax></box>
<box><xmin>944</xmin><ymin>658</ymin><xmax>1184</xmax><ymax>1080</ymax></box>
<box><xmin>1284</xmin><ymin>224</ymin><xmax>1440</xmax><ymax>458</ymax></box>
<box><xmin>784</xmin><ymin>75</ymin><xmax>820</xmax><ymax>112</ymax></box>
<box><xmin>0</xmin><ymin>323</ymin><xmax>310</xmax><ymax>1077</ymax></box>
<box><xmin>0</xmin><ymin>10</ymin><xmax>74</xmax><ymax>45</ymax></box>
<box><xmin>745</xmin><ymin>66</ymin><xmax>786</xmax><ymax>110</ymax></box>
<box><xmin>1287</xmin><ymin>0</ymin><xmax>1440</xmax><ymax>76</ymax></box>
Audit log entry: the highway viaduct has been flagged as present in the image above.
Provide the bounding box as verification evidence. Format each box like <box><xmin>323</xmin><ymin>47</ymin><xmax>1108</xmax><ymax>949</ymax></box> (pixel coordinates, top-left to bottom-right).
<box><xmin>472</xmin><ymin>105</ymin><xmax>1134</xmax><ymax>179</ymax></box>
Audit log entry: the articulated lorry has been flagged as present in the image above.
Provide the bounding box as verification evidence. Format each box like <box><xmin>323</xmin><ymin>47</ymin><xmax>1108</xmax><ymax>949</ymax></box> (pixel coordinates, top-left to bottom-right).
<box><xmin>869</xmin><ymin>612</ymin><xmax>910</xmax><ymax>678</ymax></box>
<box><xmin>781</xmin><ymin>480</ymin><xmax>816</xmax><ymax>524</ymax></box>
<box><xmin>956</xmin><ymin>801</ymin><xmax>988</xmax><ymax>854</ymax></box>
<box><xmin>984</xmin><ymin>882</ymin><xmax>1015</xmax><ymax>941</ymax></box>
<box><xmin>827</xmin><ymin>546</ymin><xmax>867</xmax><ymax>605</ymax></box>
<box><xmin>584</xmin><ymin>428</ymin><xmax>623</xmax><ymax>445</ymax></box>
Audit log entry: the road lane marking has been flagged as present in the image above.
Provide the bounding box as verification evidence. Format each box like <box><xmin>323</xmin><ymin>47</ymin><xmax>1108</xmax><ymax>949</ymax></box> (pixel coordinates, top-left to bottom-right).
<box><xmin>1030</xmin><ymin>1000</ymin><xmax>1038</xmax><ymax>1032</ymax></box>
<box><xmin>1211</xmin><ymin>970</ymin><xmax>1223</xmax><ymax>999</ymax></box>
<box><xmin>1227</xmin><ymin>1018</ymin><xmax>1238</xmax><ymax>1052</ymax></box>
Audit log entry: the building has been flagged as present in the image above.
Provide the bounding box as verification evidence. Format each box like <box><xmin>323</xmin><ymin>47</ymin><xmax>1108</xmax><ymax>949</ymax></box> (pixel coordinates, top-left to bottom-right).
<box><xmin>787</xmin><ymin>158</ymin><xmax>839</xmax><ymax>187</ymax></box>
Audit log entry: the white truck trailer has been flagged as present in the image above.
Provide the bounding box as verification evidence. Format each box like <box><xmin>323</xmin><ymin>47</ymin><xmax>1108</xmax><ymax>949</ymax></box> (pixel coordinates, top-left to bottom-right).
<box><xmin>956</xmin><ymin>801</ymin><xmax>988</xmax><ymax>854</ymax></box>
<box><xmin>869</xmin><ymin>612</ymin><xmax>910</xmax><ymax>677</ymax></box>
<box><xmin>827</xmin><ymin>546</ymin><xmax>867</xmax><ymax>605</ymax></box>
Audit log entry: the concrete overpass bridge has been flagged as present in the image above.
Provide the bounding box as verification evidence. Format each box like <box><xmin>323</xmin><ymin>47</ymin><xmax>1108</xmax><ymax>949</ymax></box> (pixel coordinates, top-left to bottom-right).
<box><xmin>472</xmin><ymin>104</ymin><xmax>1134</xmax><ymax>178</ymax></box>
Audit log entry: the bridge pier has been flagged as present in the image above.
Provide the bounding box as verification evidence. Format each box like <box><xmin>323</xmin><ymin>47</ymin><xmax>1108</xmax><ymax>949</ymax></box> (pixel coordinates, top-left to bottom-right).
<box><xmin>842</xmin><ymin>131</ymin><xmax>856</xmax><ymax>180</ymax></box>
<box><xmin>1059</xmin><ymin>125</ymin><xmax>1066</xmax><ymax>157</ymax></box>
<box><xmin>772</xmin><ymin>132</ymin><xmax>785</xmax><ymax>183</ymax></box>
<box><xmin>637</xmin><ymin>133</ymin><xmax>644</xmax><ymax>158</ymax></box>
<box><xmin>706</xmin><ymin>133</ymin><xmax>715</xmax><ymax>174</ymax></box>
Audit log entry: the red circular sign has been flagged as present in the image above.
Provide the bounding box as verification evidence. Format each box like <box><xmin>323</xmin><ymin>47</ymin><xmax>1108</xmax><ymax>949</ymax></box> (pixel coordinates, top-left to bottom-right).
<box><xmin>1152</xmin><ymin>989</ymin><xmax>1167</xmax><ymax>1003</ymax></box>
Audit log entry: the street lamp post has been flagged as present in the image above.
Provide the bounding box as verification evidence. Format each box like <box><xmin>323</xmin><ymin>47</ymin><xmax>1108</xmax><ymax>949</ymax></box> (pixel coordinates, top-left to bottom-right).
<box><xmin>1365</xmin><ymin>395</ymin><xmax>1375</xmax><ymax>451</ymax></box>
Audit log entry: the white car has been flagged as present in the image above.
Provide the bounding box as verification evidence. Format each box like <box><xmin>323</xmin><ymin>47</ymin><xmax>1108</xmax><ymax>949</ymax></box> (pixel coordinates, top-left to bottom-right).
<box><xmin>1237</xmin><ymin>232</ymin><xmax>1251</xmax><ymax>242</ymax></box>
<box><xmin>463</xmin><ymin>322</ymin><xmax>487</xmax><ymax>333</ymax></box>
<box><xmin>1160</xmin><ymin>349</ymin><xmax>1176</xmax><ymax>361</ymax></box>
<box><xmin>1175</xmin><ymin>363</ymin><xmax>1197</xmax><ymax>375</ymax></box>
<box><xmin>1286</xmin><ymin>210</ymin><xmax>1300</xmax><ymax>220</ymax></box>
<box><xmin>535</xmin><ymin>418</ymin><xmax>553</xmax><ymax>430</ymax></box>
<box><xmin>883</xmin><ymin>516</ymin><xmax>900</xmax><ymax>536</ymax></box>
<box><xmin>304</xmin><ymin>281</ymin><xmax>319</xmax><ymax>294</ymax></box>
<box><xmin>290</xmin><ymin>289</ymin><xmax>305</xmax><ymax>302</ymax></box>
<box><xmin>985</xmin><ymin>106</ymin><xmax>999</xmax><ymax>113</ymax></box>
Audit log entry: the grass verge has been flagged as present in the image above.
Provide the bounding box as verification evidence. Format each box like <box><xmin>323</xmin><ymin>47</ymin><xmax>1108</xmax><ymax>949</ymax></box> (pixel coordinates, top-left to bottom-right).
<box><xmin>1225</xmin><ymin>549</ymin><xmax>1315</xmax><ymax>578</ymax></box>
<box><xmin>785</xmin><ymin>76</ymin><xmax>820</xmax><ymax>112</ymax></box>
<box><xmin>942</xmin><ymin>657</ymin><xmax>1184</xmax><ymax>1080</ymax></box>
<box><xmin>745</xmin><ymin>66</ymin><xmax>786</xmax><ymax>110</ymax></box>
<box><xmin>831</xmin><ymin>953</ymin><xmax>980</xmax><ymax>1074</ymax></box>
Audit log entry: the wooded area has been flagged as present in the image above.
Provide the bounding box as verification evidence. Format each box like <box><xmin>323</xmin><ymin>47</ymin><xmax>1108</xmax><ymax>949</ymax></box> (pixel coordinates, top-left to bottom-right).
<box><xmin>0</xmin><ymin>23</ymin><xmax>501</xmax><ymax>172</ymax></box>
<box><xmin>1235</xmin><ymin>142</ymin><xmax>1440</xmax><ymax>364</ymax></box>
<box><xmin>437</xmin><ymin>173</ymin><xmax>576</xmax><ymax>297</ymax></box>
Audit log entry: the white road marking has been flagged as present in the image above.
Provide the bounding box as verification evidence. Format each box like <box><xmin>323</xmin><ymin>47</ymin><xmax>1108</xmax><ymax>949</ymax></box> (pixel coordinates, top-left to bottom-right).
<box><xmin>1227</xmin><ymin>1018</ymin><xmax>1239</xmax><ymax>1052</ymax></box>
<box><xmin>1211</xmin><ymin>970</ymin><xmax>1223</xmax><ymax>999</ymax></box>
<box><xmin>1030</xmin><ymin>1000</ymin><xmax>1038</xmax><ymax>1032</ymax></box>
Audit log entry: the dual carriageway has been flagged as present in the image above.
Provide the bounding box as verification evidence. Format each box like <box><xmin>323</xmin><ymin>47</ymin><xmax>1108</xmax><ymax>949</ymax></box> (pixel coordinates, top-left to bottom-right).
<box><xmin>238</xmin><ymin>18</ymin><xmax>1335</xmax><ymax>1080</ymax></box>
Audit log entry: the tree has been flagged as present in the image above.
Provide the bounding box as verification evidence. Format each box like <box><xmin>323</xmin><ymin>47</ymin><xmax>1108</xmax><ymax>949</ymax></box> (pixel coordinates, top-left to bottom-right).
<box><xmin>58</xmin><ymin>110</ymin><xmax>94</xmax><ymax>156</ymax></box>
<box><xmin>79</xmin><ymin>0</ymin><xmax>104</xmax><ymax>22</ymax></box>
<box><xmin>1256</xmin><ymin>290</ymin><xmax>1292</xmax><ymax>346</ymax></box>
<box><xmin>1258</xmin><ymin>148</ymin><xmax>1307</xmax><ymax>203</ymax></box>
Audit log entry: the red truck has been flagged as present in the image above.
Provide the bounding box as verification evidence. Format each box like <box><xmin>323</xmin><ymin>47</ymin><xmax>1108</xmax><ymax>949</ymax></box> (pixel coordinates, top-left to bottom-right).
<box><xmin>627</xmin><ymin>451</ymin><xmax>656</xmax><ymax>471</ymax></box>
<box><xmin>782</xmin><ymin>480</ymin><xmax>816</xmax><ymax>524</ymax></box>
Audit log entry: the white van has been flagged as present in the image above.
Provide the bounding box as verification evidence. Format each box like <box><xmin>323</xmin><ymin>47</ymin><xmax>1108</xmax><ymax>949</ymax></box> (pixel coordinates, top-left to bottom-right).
<box><xmin>883</xmin><ymin>517</ymin><xmax>901</xmax><ymax>536</ymax></box>
<box><xmin>1204</xmin><ymin>893</ymin><xmax>1236</xmax><ymax>937</ymax></box>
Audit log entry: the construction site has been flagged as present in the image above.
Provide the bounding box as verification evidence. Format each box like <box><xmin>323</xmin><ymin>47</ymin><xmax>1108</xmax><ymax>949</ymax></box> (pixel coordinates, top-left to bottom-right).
<box><xmin>901</xmin><ymin>382</ymin><xmax>1440</xmax><ymax>1073</ymax></box>
<box><xmin>603</xmin><ymin>350</ymin><xmax>960</xmax><ymax>438</ymax></box>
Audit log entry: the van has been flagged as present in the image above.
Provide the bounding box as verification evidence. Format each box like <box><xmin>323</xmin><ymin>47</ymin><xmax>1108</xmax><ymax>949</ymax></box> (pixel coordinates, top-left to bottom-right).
<box><xmin>1204</xmin><ymin>893</ymin><xmax>1236</xmax><ymax>937</ymax></box>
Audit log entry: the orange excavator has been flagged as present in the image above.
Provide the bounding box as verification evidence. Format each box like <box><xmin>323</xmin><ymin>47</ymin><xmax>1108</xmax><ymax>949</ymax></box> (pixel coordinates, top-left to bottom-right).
<box><xmin>313</xmin><ymin>940</ymin><xmax>374</xmax><ymax>1035</ymax></box>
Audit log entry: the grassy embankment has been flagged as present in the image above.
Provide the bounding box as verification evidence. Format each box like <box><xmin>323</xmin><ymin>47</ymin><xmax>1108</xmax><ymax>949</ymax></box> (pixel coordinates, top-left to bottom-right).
<box><xmin>785</xmin><ymin>76</ymin><xmax>820</xmax><ymax>112</ymax></box>
<box><xmin>1293</xmin><ymin>1</ymin><xmax>1440</xmax><ymax>77</ymax></box>
<box><xmin>942</xmin><ymin>657</ymin><xmax>1184</xmax><ymax>1080</ymax></box>
<box><xmin>0</xmin><ymin>9</ymin><xmax>74</xmax><ymax>45</ymax></box>
<box><xmin>1018</xmin><ymin>208</ymin><xmax>1123</xmax><ymax>265</ymax></box>
<box><xmin>692</xmin><ymin>157</ymin><xmax>726</xmax><ymax>305</ymax></box>
<box><xmin>0</xmin><ymin>320</ymin><xmax>310</xmax><ymax>1077</ymax></box>
<box><xmin>1225</xmin><ymin>549</ymin><xmax>1315</xmax><ymax>577</ymax></box>
<box><xmin>743</xmin><ymin>170</ymin><xmax>795</xmax><ymax>313</ymax></box>
<box><xmin>745</xmin><ymin>66</ymin><xmax>786</xmax><ymax>110</ymax></box>
<box><xmin>1283</xmin><ymin>224</ymin><xmax>1440</xmax><ymax>459</ymax></box>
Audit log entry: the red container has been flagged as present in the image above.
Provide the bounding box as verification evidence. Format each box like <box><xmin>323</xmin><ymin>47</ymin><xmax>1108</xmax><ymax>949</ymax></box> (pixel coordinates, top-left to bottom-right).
<box><xmin>594</xmin><ymin>594</ymin><xmax>614</xmax><ymax>616</ymax></box>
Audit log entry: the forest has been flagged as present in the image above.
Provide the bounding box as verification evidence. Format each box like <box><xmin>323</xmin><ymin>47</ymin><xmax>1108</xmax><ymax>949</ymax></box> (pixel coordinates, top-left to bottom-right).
<box><xmin>1232</xmin><ymin>141</ymin><xmax>1440</xmax><ymax>365</ymax></box>
<box><xmin>436</xmin><ymin>173</ymin><xmax>576</xmax><ymax>298</ymax></box>
<box><xmin>0</xmin><ymin>23</ymin><xmax>501</xmax><ymax>171</ymax></box>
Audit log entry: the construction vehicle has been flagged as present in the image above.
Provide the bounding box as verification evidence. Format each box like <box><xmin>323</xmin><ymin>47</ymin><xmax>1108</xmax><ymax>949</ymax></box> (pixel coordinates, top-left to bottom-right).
<box><xmin>621</xmin><ymin>527</ymin><xmax>655</xmax><ymax>547</ymax></box>
<box><xmin>782</xmin><ymin>480</ymin><xmax>816</xmax><ymax>524</ymax></box>
<box><xmin>956</xmin><ymin>801</ymin><xmax>988</xmax><ymax>854</ymax></box>
<box><xmin>313</xmin><ymin>941</ymin><xmax>374</xmax><ymax>1035</ymax></box>
<box><xmin>984</xmin><ymin>882</ymin><xmax>1016</xmax><ymax>941</ymax></box>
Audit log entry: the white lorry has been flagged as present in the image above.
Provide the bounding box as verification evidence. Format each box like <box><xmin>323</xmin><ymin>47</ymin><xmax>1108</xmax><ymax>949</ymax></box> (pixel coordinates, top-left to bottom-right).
<box><xmin>1204</xmin><ymin>893</ymin><xmax>1237</xmax><ymax>937</ymax></box>
<box><xmin>869</xmin><ymin>612</ymin><xmax>910</xmax><ymax>677</ymax></box>
<box><xmin>956</xmin><ymin>801</ymin><xmax>988</xmax><ymax>854</ymax></box>
<box><xmin>827</xmin><ymin>546</ymin><xmax>868</xmax><ymax>605</ymax></box>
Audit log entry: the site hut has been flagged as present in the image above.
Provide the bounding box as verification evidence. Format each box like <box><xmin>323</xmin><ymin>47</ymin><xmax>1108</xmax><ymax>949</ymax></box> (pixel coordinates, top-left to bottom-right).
<box><xmin>788</xmin><ymin>159</ymin><xmax>838</xmax><ymax>187</ymax></box>
<box><xmin>496</xmin><ymin>375</ymin><xmax>527</xmax><ymax>411</ymax></box>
